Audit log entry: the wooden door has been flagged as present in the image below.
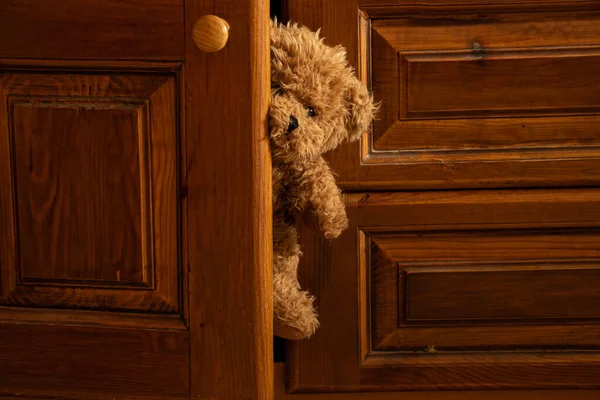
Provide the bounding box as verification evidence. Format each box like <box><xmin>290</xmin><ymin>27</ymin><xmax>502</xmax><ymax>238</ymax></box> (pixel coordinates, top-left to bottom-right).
<box><xmin>0</xmin><ymin>1</ymin><xmax>272</xmax><ymax>399</ymax></box>
<box><xmin>281</xmin><ymin>0</ymin><xmax>600</xmax><ymax>395</ymax></box>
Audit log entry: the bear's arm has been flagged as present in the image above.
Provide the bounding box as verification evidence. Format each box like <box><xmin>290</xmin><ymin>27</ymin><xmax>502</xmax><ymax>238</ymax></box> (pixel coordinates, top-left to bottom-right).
<box><xmin>296</xmin><ymin>157</ymin><xmax>348</xmax><ymax>239</ymax></box>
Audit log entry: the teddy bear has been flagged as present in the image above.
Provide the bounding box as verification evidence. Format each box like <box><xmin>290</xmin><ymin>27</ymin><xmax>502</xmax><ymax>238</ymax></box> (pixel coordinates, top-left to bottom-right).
<box><xmin>269</xmin><ymin>20</ymin><xmax>376</xmax><ymax>339</ymax></box>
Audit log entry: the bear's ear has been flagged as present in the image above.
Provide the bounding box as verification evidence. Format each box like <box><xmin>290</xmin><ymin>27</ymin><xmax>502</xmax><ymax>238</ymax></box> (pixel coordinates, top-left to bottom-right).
<box><xmin>344</xmin><ymin>80</ymin><xmax>376</xmax><ymax>143</ymax></box>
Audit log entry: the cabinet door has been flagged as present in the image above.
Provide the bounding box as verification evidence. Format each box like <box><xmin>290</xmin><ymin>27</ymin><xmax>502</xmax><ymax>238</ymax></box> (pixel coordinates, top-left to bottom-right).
<box><xmin>0</xmin><ymin>1</ymin><xmax>272</xmax><ymax>399</ymax></box>
<box><xmin>0</xmin><ymin>58</ymin><xmax>188</xmax><ymax>400</ymax></box>
<box><xmin>284</xmin><ymin>0</ymin><xmax>600</xmax><ymax>191</ymax></box>
<box><xmin>289</xmin><ymin>190</ymin><xmax>600</xmax><ymax>391</ymax></box>
<box><xmin>283</xmin><ymin>0</ymin><xmax>600</xmax><ymax>394</ymax></box>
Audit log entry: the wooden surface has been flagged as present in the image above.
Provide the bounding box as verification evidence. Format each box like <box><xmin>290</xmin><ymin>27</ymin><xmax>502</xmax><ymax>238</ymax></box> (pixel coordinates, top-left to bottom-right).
<box><xmin>287</xmin><ymin>190</ymin><xmax>600</xmax><ymax>392</ymax></box>
<box><xmin>0</xmin><ymin>70</ymin><xmax>180</xmax><ymax>314</ymax></box>
<box><xmin>283</xmin><ymin>0</ymin><xmax>600</xmax><ymax>394</ymax></box>
<box><xmin>404</xmin><ymin>53</ymin><xmax>600</xmax><ymax>116</ymax></box>
<box><xmin>0</xmin><ymin>323</ymin><xmax>190</xmax><ymax>399</ymax></box>
<box><xmin>0</xmin><ymin>0</ymin><xmax>184</xmax><ymax>60</ymax></box>
<box><xmin>284</xmin><ymin>0</ymin><xmax>600</xmax><ymax>190</ymax></box>
<box><xmin>185</xmin><ymin>0</ymin><xmax>273</xmax><ymax>398</ymax></box>
<box><xmin>370</xmin><ymin>229</ymin><xmax>600</xmax><ymax>350</ymax></box>
<box><xmin>372</xmin><ymin>14</ymin><xmax>600</xmax><ymax>147</ymax></box>
<box><xmin>0</xmin><ymin>0</ymin><xmax>272</xmax><ymax>398</ymax></box>
<box><xmin>275</xmin><ymin>364</ymin><xmax>600</xmax><ymax>399</ymax></box>
<box><xmin>406</xmin><ymin>263</ymin><xmax>600</xmax><ymax>321</ymax></box>
<box><xmin>192</xmin><ymin>15</ymin><xmax>230</xmax><ymax>53</ymax></box>
<box><xmin>0</xmin><ymin>60</ymin><xmax>188</xmax><ymax>398</ymax></box>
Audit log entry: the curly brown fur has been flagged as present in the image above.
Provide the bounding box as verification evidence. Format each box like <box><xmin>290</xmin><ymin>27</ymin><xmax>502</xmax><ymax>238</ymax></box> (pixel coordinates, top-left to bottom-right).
<box><xmin>270</xmin><ymin>20</ymin><xmax>376</xmax><ymax>339</ymax></box>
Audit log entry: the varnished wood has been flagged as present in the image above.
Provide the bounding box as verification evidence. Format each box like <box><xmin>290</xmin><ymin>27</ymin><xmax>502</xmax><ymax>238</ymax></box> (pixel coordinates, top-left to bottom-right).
<box><xmin>360</xmin><ymin>0</ymin><xmax>600</xmax><ymax>15</ymax></box>
<box><xmin>0</xmin><ymin>396</ymin><xmax>186</xmax><ymax>400</ymax></box>
<box><xmin>0</xmin><ymin>69</ymin><xmax>181</xmax><ymax>315</ymax></box>
<box><xmin>404</xmin><ymin>51</ymin><xmax>600</xmax><ymax>118</ymax></box>
<box><xmin>0</xmin><ymin>324</ymin><xmax>189</xmax><ymax>399</ymax></box>
<box><xmin>0</xmin><ymin>306</ymin><xmax>186</xmax><ymax>330</ymax></box>
<box><xmin>406</xmin><ymin>261</ymin><xmax>600</xmax><ymax>322</ymax></box>
<box><xmin>0</xmin><ymin>0</ymin><xmax>184</xmax><ymax>60</ymax></box>
<box><xmin>371</xmin><ymin>14</ymin><xmax>600</xmax><ymax>151</ymax></box>
<box><xmin>186</xmin><ymin>0</ymin><xmax>273</xmax><ymax>398</ymax></box>
<box><xmin>288</xmin><ymin>189</ymin><xmax>600</xmax><ymax>392</ymax></box>
<box><xmin>0</xmin><ymin>396</ymin><xmax>188</xmax><ymax>400</ymax></box>
<box><xmin>192</xmin><ymin>15</ymin><xmax>230</xmax><ymax>53</ymax></box>
<box><xmin>285</xmin><ymin>1</ymin><xmax>600</xmax><ymax>190</ymax></box>
<box><xmin>0</xmin><ymin>59</ymin><xmax>188</xmax><ymax>398</ymax></box>
<box><xmin>0</xmin><ymin>59</ymin><xmax>182</xmax><ymax>73</ymax></box>
<box><xmin>284</xmin><ymin>0</ymin><xmax>600</xmax><ymax>396</ymax></box>
<box><xmin>369</xmin><ymin>231</ymin><xmax>600</xmax><ymax>351</ymax></box>
<box><xmin>275</xmin><ymin>364</ymin><xmax>600</xmax><ymax>399</ymax></box>
<box><xmin>1</xmin><ymin>1</ymin><xmax>272</xmax><ymax>398</ymax></box>
<box><xmin>13</xmin><ymin>101</ymin><xmax>148</xmax><ymax>285</ymax></box>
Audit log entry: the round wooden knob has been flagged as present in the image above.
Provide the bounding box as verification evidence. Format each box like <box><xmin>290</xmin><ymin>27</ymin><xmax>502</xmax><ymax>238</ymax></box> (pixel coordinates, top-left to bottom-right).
<box><xmin>192</xmin><ymin>15</ymin><xmax>230</xmax><ymax>53</ymax></box>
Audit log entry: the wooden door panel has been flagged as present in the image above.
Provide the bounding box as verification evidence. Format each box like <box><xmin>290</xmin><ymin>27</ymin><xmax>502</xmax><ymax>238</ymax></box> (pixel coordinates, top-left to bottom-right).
<box><xmin>371</xmin><ymin>232</ymin><xmax>600</xmax><ymax>350</ymax></box>
<box><xmin>403</xmin><ymin>53</ymin><xmax>600</xmax><ymax>117</ymax></box>
<box><xmin>0</xmin><ymin>323</ymin><xmax>189</xmax><ymax>399</ymax></box>
<box><xmin>288</xmin><ymin>189</ymin><xmax>600</xmax><ymax>391</ymax></box>
<box><xmin>285</xmin><ymin>0</ymin><xmax>600</xmax><ymax>190</ymax></box>
<box><xmin>0</xmin><ymin>64</ymin><xmax>182</xmax><ymax>317</ymax></box>
<box><xmin>371</xmin><ymin>13</ymin><xmax>600</xmax><ymax>151</ymax></box>
<box><xmin>405</xmin><ymin>263</ymin><xmax>600</xmax><ymax>322</ymax></box>
<box><xmin>285</xmin><ymin>0</ymin><xmax>600</xmax><ymax>395</ymax></box>
<box><xmin>0</xmin><ymin>0</ymin><xmax>184</xmax><ymax>60</ymax></box>
<box><xmin>275</xmin><ymin>365</ymin><xmax>600</xmax><ymax>400</ymax></box>
<box><xmin>0</xmin><ymin>61</ymin><xmax>188</xmax><ymax>398</ymax></box>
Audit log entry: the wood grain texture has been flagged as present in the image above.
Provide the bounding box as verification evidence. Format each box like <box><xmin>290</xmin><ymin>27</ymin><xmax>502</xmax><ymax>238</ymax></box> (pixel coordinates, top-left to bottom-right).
<box><xmin>0</xmin><ymin>396</ymin><xmax>189</xmax><ymax>400</ymax></box>
<box><xmin>185</xmin><ymin>0</ymin><xmax>273</xmax><ymax>398</ymax></box>
<box><xmin>0</xmin><ymin>58</ymin><xmax>189</xmax><ymax>398</ymax></box>
<box><xmin>368</xmin><ymin>230</ymin><xmax>600</xmax><ymax>351</ymax></box>
<box><xmin>285</xmin><ymin>0</ymin><xmax>600</xmax><ymax>190</ymax></box>
<box><xmin>360</xmin><ymin>0</ymin><xmax>600</xmax><ymax>15</ymax></box>
<box><xmin>372</xmin><ymin>15</ymin><xmax>600</xmax><ymax>150</ymax></box>
<box><xmin>0</xmin><ymin>306</ymin><xmax>187</xmax><ymax>330</ymax></box>
<box><xmin>0</xmin><ymin>0</ymin><xmax>184</xmax><ymax>60</ymax></box>
<box><xmin>275</xmin><ymin>364</ymin><xmax>600</xmax><ymax>400</ymax></box>
<box><xmin>192</xmin><ymin>15</ymin><xmax>230</xmax><ymax>53</ymax></box>
<box><xmin>405</xmin><ymin>51</ymin><xmax>600</xmax><ymax>117</ymax></box>
<box><xmin>374</xmin><ymin>116</ymin><xmax>600</xmax><ymax>152</ymax></box>
<box><xmin>405</xmin><ymin>262</ymin><xmax>600</xmax><ymax>321</ymax></box>
<box><xmin>283</xmin><ymin>0</ymin><xmax>600</xmax><ymax>396</ymax></box>
<box><xmin>0</xmin><ymin>70</ymin><xmax>181</xmax><ymax>315</ymax></box>
<box><xmin>371</xmin><ymin>12</ymin><xmax>600</xmax><ymax>51</ymax></box>
<box><xmin>288</xmin><ymin>189</ymin><xmax>600</xmax><ymax>392</ymax></box>
<box><xmin>12</xmin><ymin>101</ymin><xmax>148</xmax><ymax>286</ymax></box>
<box><xmin>0</xmin><ymin>396</ymin><xmax>187</xmax><ymax>400</ymax></box>
<box><xmin>0</xmin><ymin>324</ymin><xmax>189</xmax><ymax>399</ymax></box>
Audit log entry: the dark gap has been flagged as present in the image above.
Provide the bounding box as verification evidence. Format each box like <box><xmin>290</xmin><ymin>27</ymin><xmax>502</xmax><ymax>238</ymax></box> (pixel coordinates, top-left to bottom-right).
<box><xmin>271</xmin><ymin>0</ymin><xmax>286</xmax><ymax>363</ymax></box>
<box><xmin>270</xmin><ymin>0</ymin><xmax>280</xmax><ymax>20</ymax></box>
<box><xmin>274</xmin><ymin>335</ymin><xmax>286</xmax><ymax>362</ymax></box>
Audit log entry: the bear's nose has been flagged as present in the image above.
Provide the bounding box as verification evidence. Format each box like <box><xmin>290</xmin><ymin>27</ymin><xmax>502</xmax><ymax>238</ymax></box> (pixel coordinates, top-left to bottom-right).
<box><xmin>288</xmin><ymin>115</ymin><xmax>299</xmax><ymax>133</ymax></box>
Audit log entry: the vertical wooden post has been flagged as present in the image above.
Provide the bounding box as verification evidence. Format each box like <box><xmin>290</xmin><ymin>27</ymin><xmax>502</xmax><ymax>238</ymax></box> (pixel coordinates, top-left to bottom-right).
<box><xmin>186</xmin><ymin>0</ymin><xmax>273</xmax><ymax>398</ymax></box>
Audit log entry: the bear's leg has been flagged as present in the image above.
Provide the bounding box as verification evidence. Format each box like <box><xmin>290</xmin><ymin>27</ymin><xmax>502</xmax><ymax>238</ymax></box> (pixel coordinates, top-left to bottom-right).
<box><xmin>273</xmin><ymin>218</ymin><xmax>319</xmax><ymax>339</ymax></box>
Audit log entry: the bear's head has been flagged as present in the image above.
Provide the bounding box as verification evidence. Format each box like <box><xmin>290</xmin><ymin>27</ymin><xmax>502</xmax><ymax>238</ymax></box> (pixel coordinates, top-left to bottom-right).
<box><xmin>269</xmin><ymin>20</ymin><xmax>376</xmax><ymax>164</ymax></box>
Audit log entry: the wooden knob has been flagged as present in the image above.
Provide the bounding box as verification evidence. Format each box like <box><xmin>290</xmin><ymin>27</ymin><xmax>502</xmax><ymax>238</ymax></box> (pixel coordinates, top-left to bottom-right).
<box><xmin>192</xmin><ymin>15</ymin><xmax>230</xmax><ymax>53</ymax></box>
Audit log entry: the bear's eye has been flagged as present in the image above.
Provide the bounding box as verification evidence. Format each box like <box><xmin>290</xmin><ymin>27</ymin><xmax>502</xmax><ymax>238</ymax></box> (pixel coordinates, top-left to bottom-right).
<box><xmin>306</xmin><ymin>106</ymin><xmax>317</xmax><ymax>117</ymax></box>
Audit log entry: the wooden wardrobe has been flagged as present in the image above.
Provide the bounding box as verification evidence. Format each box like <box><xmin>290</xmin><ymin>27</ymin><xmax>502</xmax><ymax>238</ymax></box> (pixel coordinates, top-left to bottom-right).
<box><xmin>1</xmin><ymin>0</ymin><xmax>600</xmax><ymax>398</ymax></box>
<box><xmin>276</xmin><ymin>0</ymin><xmax>600</xmax><ymax>398</ymax></box>
<box><xmin>0</xmin><ymin>0</ymin><xmax>273</xmax><ymax>399</ymax></box>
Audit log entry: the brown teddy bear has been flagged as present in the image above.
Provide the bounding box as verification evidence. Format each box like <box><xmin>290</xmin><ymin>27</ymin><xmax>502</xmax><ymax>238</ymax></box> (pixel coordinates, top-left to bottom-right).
<box><xmin>270</xmin><ymin>20</ymin><xmax>376</xmax><ymax>339</ymax></box>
